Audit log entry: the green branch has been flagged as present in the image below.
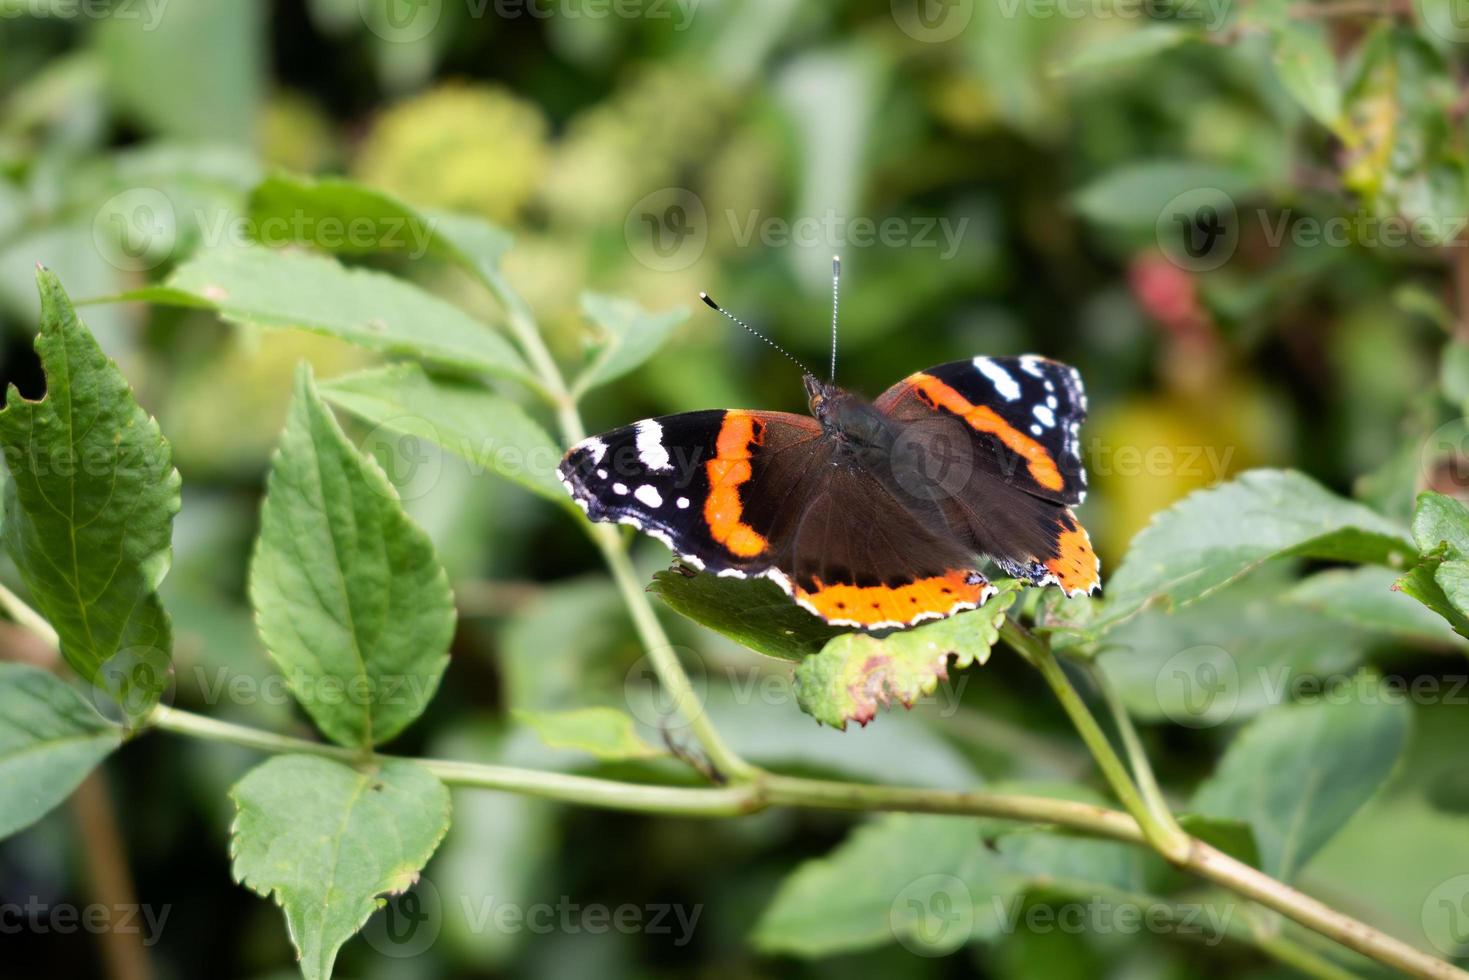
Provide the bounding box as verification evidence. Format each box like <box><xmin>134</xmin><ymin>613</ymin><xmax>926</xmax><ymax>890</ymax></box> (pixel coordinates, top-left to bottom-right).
<box><xmin>999</xmin><ymin>618</ymin><xmax>1192</xmax><ymax>863</ymax></box>
<box><xmin>141</xmin><ymin>704</ymin><xmax>1459</xmax><ymax>980</ymax></box>
<box><xmin>486</xmin><ymin>272</ymin><xmax>754</xmax><ymax>781</ymax></box>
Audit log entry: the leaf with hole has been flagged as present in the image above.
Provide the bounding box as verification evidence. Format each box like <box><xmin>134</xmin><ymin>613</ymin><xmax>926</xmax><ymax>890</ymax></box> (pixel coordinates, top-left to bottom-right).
<box><xmin>0</xmin><ymin>269</ymin><xmax>179</xmax><ymax>726</ymax></box>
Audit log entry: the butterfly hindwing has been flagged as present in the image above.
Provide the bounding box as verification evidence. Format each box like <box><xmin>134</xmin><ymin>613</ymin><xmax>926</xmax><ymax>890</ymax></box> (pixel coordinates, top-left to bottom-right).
<box><xmin>874</xmin><ymin>355</ymin><xmax>1098</xmax><ymax>596</ymax></box>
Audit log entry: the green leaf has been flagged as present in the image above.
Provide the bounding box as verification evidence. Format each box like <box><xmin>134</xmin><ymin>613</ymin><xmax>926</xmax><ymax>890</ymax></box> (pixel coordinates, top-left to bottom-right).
<box><xmin>648</xmin><ymin>569</ymin><xmax>845</xmax><ymax>662</ymax></box>
<box><xmin>1098</xmin><ymin>571</ymin><xmax>1375</xmax><ymax>727</ymax></box>
<box><xmin>1099</xmin><ymin>469</ymin><xmax>1414</xmax><ymax>627</ymax></box>
<box><xmin>0</xmin><ymin>269</ymin><xmax>179</xmax><ymax>725</ymax></box>
<box><xmin>150</xmin><ymin>247</ymin><xmax>531</xmax><ymax>383</ymax></box>
<box><xmin>570</xmin><ymin>293</ymin><xmax>687</xmax><ymax>397</ymax></box>
<box><xmin>1395</xmin><ymin>551</ymin><xmax>1469</xmax><ymax>641</ymax></box>
<box><xmin>0</xmin><ymin>664</ymin><xmax>121</xmax><ymax>839</ymax></box>
<box><xmin>752</xmin><ymin>814</ymin><xmax>1010</xmax><ymax>957</ymax></box>
<box><xmin>250</xmin><ymin>365</ymin><xmax>455</xmax><ymax>748</ymax></box>
<box><xmin>1071</xmin><ymin>160</ymin><xmax>1259</xmax><ymax>229</ymax></box>
<box><xmin>796</xmin><ymin>587</ymin><xmax>1017</xmax><ymax>730</ymax></box>
<box><xmin>1190</xmin><ymin>683</ymin><xmax>1409</xmax><ymax>880</ymax></box>
<box><xmin>1052</xmin><ymin>24</ymin><xmax>1191</xmax><ymax>77</ymax></box>
<box><xmin>1285</xmin><ymin>565</ymin><xmax>1467</xmax><ymax>647</ymax></box>
<box><xmin>1434</xmin><ymin>558</ymin><xmax>1469</xmax><ymax>620</ymax></box>
<box><xmin>1177</xmin><ymin>814</ymin><xmax>1261</xmax><ymax>869</ymax></box>
<box><xmin>1270</xmin><ymin>19</ymin><xmax>1344</xmax><ymax>131</ymax></box>
<box><xmin>230</xmin><ymin>755</ymin><xmax>451</xmax><ymax>980</ymax></box>
<box><xmin>511</xmin><ymin>707</ymin><xmax>664</xmax><ymax>761</ymax></box>
<box><xmin>319</xmin><ymin>363</ymin><xmax>567</xmax><ymax>507</ymax></box>
<box><xmin>1410</xmin><ymin>491</ymin><xmax>1469</xmax><ymax>557</ymax></box>
<box><xmin>247</xmin><ymin>174</ymin><xmax>442</xmax><ymax>258</ymax></box>
<box><xmin>753</xmin><ymin>805</ymin><xmax>1156</xmax><ymax>959</ymax></box>
<box><xmin>244</xmin><ymin>175</ymin><xmax>519</xmax><ymax>301</ymax></box>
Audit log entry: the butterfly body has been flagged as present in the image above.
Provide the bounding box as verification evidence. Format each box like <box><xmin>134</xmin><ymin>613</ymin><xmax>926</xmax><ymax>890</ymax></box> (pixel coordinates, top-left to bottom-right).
<box><xmin>560</xmin><ymin>355</ymin><xmax>1099</xmax><ymax>631</ymax></box>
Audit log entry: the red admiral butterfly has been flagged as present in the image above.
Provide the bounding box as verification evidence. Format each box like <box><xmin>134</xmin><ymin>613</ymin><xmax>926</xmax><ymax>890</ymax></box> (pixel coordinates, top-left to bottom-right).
<box><xmin>559</xmin><ymin>259</ymin><xmax>1099</xmax><ymax>631</ymax></box>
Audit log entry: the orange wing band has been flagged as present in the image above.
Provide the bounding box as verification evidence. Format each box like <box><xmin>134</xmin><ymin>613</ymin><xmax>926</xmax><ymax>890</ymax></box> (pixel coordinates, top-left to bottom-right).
<box><xmin>1046</xmin><ymin>519</ymin><xmax>1099</xmax><ymax>596</ymax></box>
<box><xmin>704</xmin><ymin>410</ymin><xmax>770</xmax><ymax>558</ymax></box>
<box><xmin>795</xmin><ymin>570</ymin><xmax>989</xmax><ymax>627</ymax></box>
<box><xmin>909</xmin><ymin>374</ymin><xmax>1065</xmax><ymax>492</ymax></box>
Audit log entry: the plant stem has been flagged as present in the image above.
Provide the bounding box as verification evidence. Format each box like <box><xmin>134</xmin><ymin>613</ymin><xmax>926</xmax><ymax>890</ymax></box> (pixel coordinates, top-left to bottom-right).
<box><xmin>141</xmin><ymin>703</ymin><xmax>1464</xmax><ymax>980</ymax></box>
<box><xmin>1089</xmin><ymin>660</ymin><xmax>1188</xmax><ymax>841</ymax></box>
<box><xmin>1000</xmin><ymin>618</ymin><xmax>1192</xmax><ymax>863</ymax></box>
<box><xmin>0</xmin><ymin>582</ymin><xmax>58</xmax><ymax>648</ymax></box>
<box><xmin>483</xmin><ymin>272</ymin><xmax>755</xmax><ymax>782</ymax></box>
<box><xmin>594</xmin><ymin>523</ymin><xmax>756</xmax><ymax>780</ymax></box>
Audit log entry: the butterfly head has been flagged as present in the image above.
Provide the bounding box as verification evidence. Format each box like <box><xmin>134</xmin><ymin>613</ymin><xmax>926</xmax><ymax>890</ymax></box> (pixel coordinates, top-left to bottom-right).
<box><xmin>806</xmin><ymin>374</ymin><xmax>889</xmax><ymax>450</ymax></box>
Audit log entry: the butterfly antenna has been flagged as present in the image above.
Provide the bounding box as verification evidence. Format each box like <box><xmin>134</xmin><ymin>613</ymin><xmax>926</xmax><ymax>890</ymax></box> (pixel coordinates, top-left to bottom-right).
<box><xmin>829</xmin><ymin>255</ymin><xmax>840</xmax><ymax>382</ymax></box>
<box><xmin>699</xmin><ymin>292</ymin><xmax>813</xmax><ymax>376</ymax></box>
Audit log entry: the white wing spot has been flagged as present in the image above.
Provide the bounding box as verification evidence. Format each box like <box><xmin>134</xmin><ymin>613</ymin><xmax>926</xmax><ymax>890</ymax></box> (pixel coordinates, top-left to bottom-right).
<box><xmin>676</xmin><ymin>497</ymin><xmax>690</xmax><ymax>509</ymax></box>
<box><xmin>1033</xmin><ymin>404</ymin><xmax>1055</xmax><ymax>427</ymax></box>
<box><xmin>1030</xmin><ymin>424</ymin><xmax>1043</xmax><ymax>435</ymax></box>
<box><xmin>973</xmin><ymin>357</ymin><xmax>1020</xmax><ymax>401</ymax></box>
<box><xmin>635</xmin><ymin>419</ymin><xmax>672</xmax><ymax>471</ymax></box>
<box><xmin>613</xmin><ymin>482</ymin><xmax>629</xmax><ymax>495</ymax></box>
<box><xmin>596</xmin><ymin>468</ymin><xmax>608</xmax><ymax>479</ymax></box>
<box><xmin>1019</xmin><ymin>356</ymin><xmax>1045</xmax><ymax>378</ymax></box>
<box><xmin>634</xmin><ymin>485</ymin><xmax>663</xmax><ymax>508</ymax></box>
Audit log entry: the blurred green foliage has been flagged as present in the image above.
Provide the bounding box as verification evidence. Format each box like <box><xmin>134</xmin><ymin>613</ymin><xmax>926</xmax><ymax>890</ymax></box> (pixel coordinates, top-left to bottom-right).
<box><xmin>5</xmin><ymin>0</ymin><xmax>1469</xmax><ymax>978</ymax></box>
